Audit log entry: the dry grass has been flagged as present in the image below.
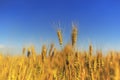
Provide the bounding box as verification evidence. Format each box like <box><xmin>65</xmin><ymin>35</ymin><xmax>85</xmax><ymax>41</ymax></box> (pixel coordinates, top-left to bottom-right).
<box><xmin>0</xmin><ymin>24</ymin><xmax>120</xmax><ymax>80</ymax></box>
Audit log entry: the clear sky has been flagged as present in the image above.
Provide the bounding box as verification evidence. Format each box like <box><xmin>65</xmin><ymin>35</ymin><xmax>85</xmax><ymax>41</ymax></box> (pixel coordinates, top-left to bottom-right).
<box><xmin>0</xmin><ymin>0</ymin><xmax>120</xmax><ymax>54</ymax></box>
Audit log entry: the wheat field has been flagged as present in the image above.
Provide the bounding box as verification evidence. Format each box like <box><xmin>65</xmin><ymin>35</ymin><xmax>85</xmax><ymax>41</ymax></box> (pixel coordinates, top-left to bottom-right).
<box><xmin>0</xmin><ymin>25</ymin><xmax>120</xmax><ymax>80</ymax></box>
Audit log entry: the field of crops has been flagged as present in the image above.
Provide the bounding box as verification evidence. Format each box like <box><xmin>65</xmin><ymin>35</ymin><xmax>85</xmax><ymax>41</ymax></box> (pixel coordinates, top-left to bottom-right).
<box><xmin>0</xmin><ymin>25</ymin><xmax>120</xmax><ymax>80</ymax></box>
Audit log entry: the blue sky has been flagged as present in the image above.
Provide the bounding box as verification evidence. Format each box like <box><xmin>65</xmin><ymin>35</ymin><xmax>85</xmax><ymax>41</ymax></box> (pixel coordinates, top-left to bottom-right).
<box><xmin>0</xmin><ymin>0</ymin><xmax>120</xmax><ymax>54</ymax></box>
